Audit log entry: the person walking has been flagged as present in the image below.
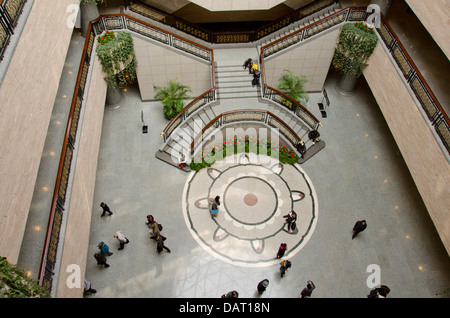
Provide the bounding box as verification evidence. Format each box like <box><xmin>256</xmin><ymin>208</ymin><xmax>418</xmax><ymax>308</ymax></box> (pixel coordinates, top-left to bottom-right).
<box><xmin>84</xmin><ymin>280</ymin><xmax>97</xmax><ymax>294</ymax></box>
<box><xmin>276</xmin><ymin>243</ymin><xmax>287</xmax><ymax>259</ymax></box>
<box><xmin>100</xmin><ymin>202</ymin><xmax>113</xmax><ymax>217</ymax></box>
<box><xmin>94</xmin><ymin>252</ymin><xmax>110</xmax><ymax>267</ymax></box>
<box><xmin>257</xmin><ymin>279</ymin><xmax>269</xmax><ymax>294</ymax></box>
<box><xmin>283</xmin><ymin>211</ymin><xmax>297</xmax><ymax>232</ymax></box>
<box><xmin>178</xmin><ymin>153</ymin><xmax>187</xmax><ymax>169</ymax></box>
<box><xmin>300</xmin><ymin>280</ymin><xmax>315</xmax><ymax>298</ymax></box>
<box><xmin>145</xmin><ymin>214</ymin><xmax>154</xmax><ymax>226</ymax></box>
<box><xmin>149</xmin><ymin>220</ymin><xmax>162</xmax><ymax>239</ymax></box>
<box><xmin>352</xmin><ymin>220</ymin><xmax>367</xmax><ymax>239</ymax></box>
<box><xmin>367</xmin><ymin>284</ymin><xmax>390</xmax><ymax>298</ymax></box>
<box><xmin>155</xmin><ymin>235</ymin><xmax>171</xmax><ymax>253</ymax></box>
<box><xmin>243</xmin><ymin>58</ymin><xmax>253</xmax><ymax>74</ymax></box>
<box><xmin>210</xmin><ymin>196</ymin><xmax>220</xmax><ymax>217</ymax></box>
<box><xmin>279</xmin><ymin>260</ymin><xmax>291</xmax><ymax>278</ymax></box>
<box><xmin>113</xmin><ymin>231</ymin><xmax>129</xmax><ymax>250</ymax></box>
<box><xmin>97</xmin><ymin>241</ymin><xmax>113</xmax><ymax>256</ymax></box>
<box><xmin>222</xmin><ymin>290</ymin><xmax>239</xmax><ymax>298</ymax></box>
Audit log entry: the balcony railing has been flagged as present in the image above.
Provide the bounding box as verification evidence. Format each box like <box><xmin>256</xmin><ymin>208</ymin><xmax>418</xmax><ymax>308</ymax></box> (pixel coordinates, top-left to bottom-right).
<box><xmin>129</xmin><ymin>0</ymin><xmax>337</xmax><ymax>44</ymax></box>
<box><xmin>259</xmin><ymin>6</ymin><xmax>449</xmax><ymax>155</ymax></box>
<box><xmin>377</xmin><ymin>16</ymin><xmax>449</xmax><ymax>154</ymax></box>
<box><xmin>0</xmin><ymin>0</ymin><xmax>27</xmax><ymax>61</ymax></box>
<box><xmin>38</xmin><ymin>13</ymin><xmax>215</xmax><ymax>293</ymax></box>
<box><xmin>190</xmin><ymin>110</ymin><xmax>305</xmax><ymax>156</ymax></box>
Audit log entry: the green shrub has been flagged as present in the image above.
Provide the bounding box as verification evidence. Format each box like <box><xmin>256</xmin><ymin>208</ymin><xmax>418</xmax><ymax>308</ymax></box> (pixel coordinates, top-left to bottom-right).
<box><xmin>190</xmin><ymin>136</ymin><xmax>299</xmax><ymax>171</ymax></box>
<box><xmin>0</xmin><ymin>257</ymin><xmax>50</xmax><ymax>298</ymax></box>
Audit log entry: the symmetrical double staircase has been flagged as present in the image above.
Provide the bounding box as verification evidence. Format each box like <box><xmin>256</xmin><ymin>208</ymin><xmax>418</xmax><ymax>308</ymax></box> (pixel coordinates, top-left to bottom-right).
<box><xmin>154</xmin><ymin>2</ymin><xmax>345</xmax><ymax>169</ymax></box>
<box><xmin>156</xmin><ymin>48</ymin><xmax>317</xmax><ymax>169</ymax></box>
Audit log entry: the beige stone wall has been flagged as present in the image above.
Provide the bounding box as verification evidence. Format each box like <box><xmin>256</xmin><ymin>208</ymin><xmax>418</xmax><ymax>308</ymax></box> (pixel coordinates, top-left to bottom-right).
<box><xmin>405</xmin><ymin>0</ymin><xmax>450</xmax><ymax>59</ymax></box>
<box><xmin>55</xmin><ymin>57</ymin><xmax>107</xmax><ymax>298</ymax></box>
<box><xmin>364</xmin><ymin>44</ymin><xmax>450</xmax><ymax>255</ymax></box>
<box><xmin>0</xmin><ymin>0</ymin><xmax>79</xmax><ymax>264</ymax></box>
<box><xmin>133</xmin><ymin>35</ymin><xmax>212</xmax><ymax>101</ymax></box>
<box><xmin>263</xmin><ymin>27</ymin><xmax>340</xmax><ymax>96</ymax></box>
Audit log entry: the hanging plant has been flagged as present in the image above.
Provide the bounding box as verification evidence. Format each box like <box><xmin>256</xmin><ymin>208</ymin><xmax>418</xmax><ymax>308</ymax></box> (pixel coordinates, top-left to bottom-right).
<box><xmin>0</xmin><ymin>257</ymin><xmax>50</xmax><ymax>298</ymax></box>
<box><xmin>332</xmin><ymin>23</ymin><xmax>378</xmax><ymax>77</ymax></box>
<box><xmin>96</xmin><ymin>31</ymin><xmax>137</xmax><ymax>89</ymax></box>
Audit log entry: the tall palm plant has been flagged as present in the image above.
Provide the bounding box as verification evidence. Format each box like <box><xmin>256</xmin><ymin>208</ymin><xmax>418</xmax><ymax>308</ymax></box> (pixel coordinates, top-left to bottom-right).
<box><xmin>277</xmin><ymin>69</ymin><xmax>309</xmax><ymax>107</ymax></box>
<box><xmin>154</xmin><ymin>78</ymin><xmax>192</xmax><ymax>120</ymax></box>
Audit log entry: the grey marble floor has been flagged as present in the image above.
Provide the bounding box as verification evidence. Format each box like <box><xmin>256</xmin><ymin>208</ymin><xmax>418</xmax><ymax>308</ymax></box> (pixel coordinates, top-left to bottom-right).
<box><xmin>84</xmin><ymin>66</ymin><xmax>450</xmax><ymax>298</ymax></box>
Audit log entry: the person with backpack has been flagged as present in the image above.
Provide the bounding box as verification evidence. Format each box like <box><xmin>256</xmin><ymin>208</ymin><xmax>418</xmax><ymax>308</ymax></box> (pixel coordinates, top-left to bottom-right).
<box><xmin>97</xmin><ymin>241</ymin><xmax>113</xmax><ymax>256</ymax></box>
<box><xmin>279</xmin><ymin>260</ymin><xmax>291</xmax><ymax>278</ymax></box>
<box><xmin>149</xmin><ymin>220</ymin><xmax>163</xmax><ymax>239</ymax></box>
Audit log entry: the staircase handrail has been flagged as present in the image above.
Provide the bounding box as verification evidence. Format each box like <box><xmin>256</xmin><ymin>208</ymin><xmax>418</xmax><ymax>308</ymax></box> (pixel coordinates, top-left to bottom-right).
<box><xmin>190</xmin><ymin>109</ymin><xmax>304</xmax><ymax>156</ymax></box>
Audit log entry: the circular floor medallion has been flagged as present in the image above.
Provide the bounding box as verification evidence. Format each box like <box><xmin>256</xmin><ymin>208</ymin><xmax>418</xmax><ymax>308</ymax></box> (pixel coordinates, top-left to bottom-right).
<box><xmin>182</xmin><ymin>154</ymin><xmax>318</xmax><ymax>267</ymax></box>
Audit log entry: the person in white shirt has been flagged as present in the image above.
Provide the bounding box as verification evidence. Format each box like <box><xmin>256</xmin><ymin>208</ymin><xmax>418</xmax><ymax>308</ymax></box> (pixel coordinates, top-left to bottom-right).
<box><xmin>113</xmin><ymin>231</ymin><xmax>129</xmax><ymax>250</ymax></box>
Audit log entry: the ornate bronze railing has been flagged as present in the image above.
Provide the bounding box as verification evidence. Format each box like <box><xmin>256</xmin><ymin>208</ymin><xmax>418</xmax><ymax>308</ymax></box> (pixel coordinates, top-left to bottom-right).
<box><xmin>0</xmin><ymin>0</ymin><xmax>27</xmax><ymax>61</ymax></box>
<box><xmin>259</xmin><ymin>6</ymin><xmax>449</xmax><ymax>155</ymax></box>
<box><xmin>38</xmin><ymin>13</ymin><xmax>215</xmax><ymax>293</ymax></box>
<box><xmin>377</xmin><ymin>16</ymin><xmax>449</xmax><ymax>154</ymax></box>
<box><xmin>129</xmin><ymin>0</ymin><xmax>337</xmax><ymax>44</ymax></box>
<box><xmin>161</xmin><ymin>89</ymin><xmax>216</xmax><ymax>143</ymax></box>
<box><xmin>38</xmin><ymin>21</ymin><xmax>97</xmax><ymax>292</ymax></box>
<box><xmin>190</xmin><ymin>109</ymin><xmax>304</xmax><ymax>156</ymax></box>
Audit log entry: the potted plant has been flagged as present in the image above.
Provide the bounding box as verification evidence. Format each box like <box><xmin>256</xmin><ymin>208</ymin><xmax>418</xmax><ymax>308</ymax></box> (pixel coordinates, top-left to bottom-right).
<box><xmin>96</xmin><ymin>31</ymin><xmax>137</xmax><ymax>108</ymax></box>
<box><xmin>277</xmin><ymin>69</ymin><xmax>309</xmax><ymax>109</ymax></box>
<box><xmin>154</xmin><ymin>79</ymin><xmax>192</xmax><ymax>120</ymax></box>
<box><xmin>332</xmin><ymin>22</ymin><xmax>378</xmax><ymax>94</ymax></box>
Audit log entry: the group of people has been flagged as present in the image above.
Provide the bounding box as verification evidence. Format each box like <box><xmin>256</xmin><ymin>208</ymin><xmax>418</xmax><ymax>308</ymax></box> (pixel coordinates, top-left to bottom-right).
<box><xmin>93</xmin><ymin>204</ymin><xmax>171</xmax><ymax>270</ymax></box>
<box><xmin>94</xmin><ymin>203</ymin><xmax>130</xmax><ymax>268</ymax></box>
<box><xmin>243</xmin><ymin>58</ymin><xmax>261</xmax><ymax>86</ymax></box>
<box><xmin>222</xmin><ymin>279</ymin><xmax>315</xmax><ymax>298</ymax></box>
<box><xmin>220</xmin><ymin>218</ymin><xmax>383</xmax><ymax>298</ymax></box>
<box><xmin>95</xmin><ymin>201</ymin><xmax>386</xmax><ymax>298</ymax></box>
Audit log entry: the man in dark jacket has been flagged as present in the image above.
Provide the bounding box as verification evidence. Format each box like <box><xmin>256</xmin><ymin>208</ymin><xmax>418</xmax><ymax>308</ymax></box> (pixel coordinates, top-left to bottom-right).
<box><xmin>100</xmin><ymin>202</ymin><xmax>113</xmax><ymax>217</ymax></box>
<box><xmin>352</xmin><ymin>220</ymin><xmax>367</xmax><ymax>239</ymax></box>
<box><xmin>243</xmin><ymin>58</ymin><xmax>253</xmax><ymax>74</ymax></box>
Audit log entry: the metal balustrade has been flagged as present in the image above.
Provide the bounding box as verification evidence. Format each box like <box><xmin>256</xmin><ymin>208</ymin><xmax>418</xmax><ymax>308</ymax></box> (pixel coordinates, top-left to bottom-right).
<box><xmin>38</xmin><ymin>13</ymin><xmax>215</xmax><ymax>293</ymax></box>
<box><xmin>0</xmin><ymin>0</ymin><xmax>26</xmax><ymax>61</ymax></box>
<box><xmin>259</xmin><ymin>7</ymin><xmax>449</xmax><ymax>155</ymax></box>
<box><xmin>129</xmin><ymin>0</ymin><xmax>337</xmax><ymax>44</ymax></box>
<box><xmin>37</xmin><ymin>2</ymin><xmax>450</xmax><ymax>294</ymax></box>
<box><xmin>189</xmin><ymin>110</ymin><xmax>304</xmax><ymax>157</ymax></box>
